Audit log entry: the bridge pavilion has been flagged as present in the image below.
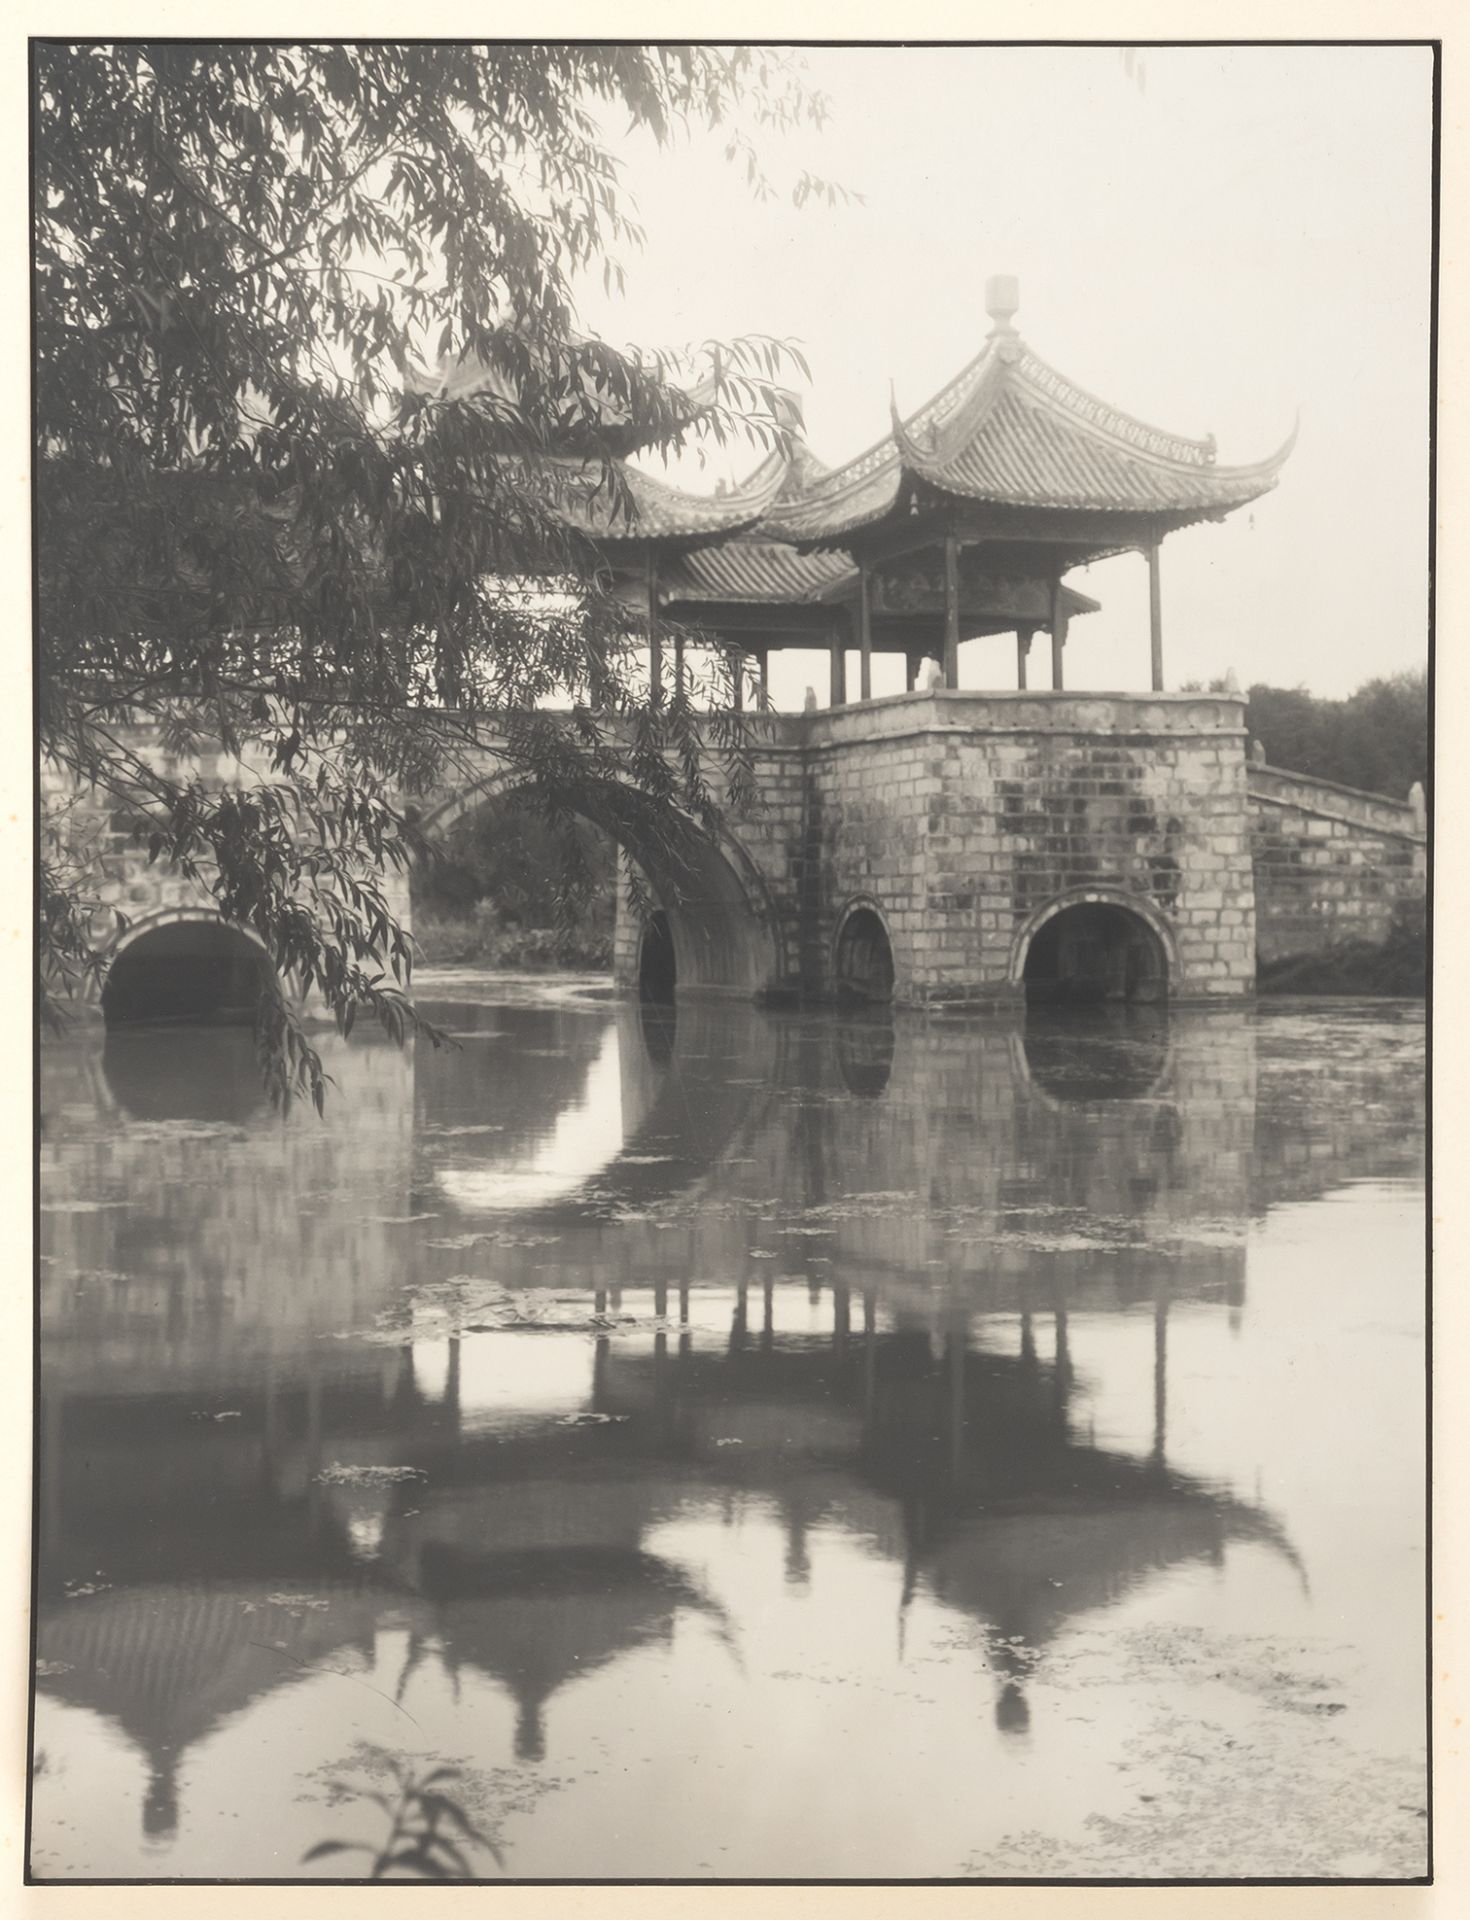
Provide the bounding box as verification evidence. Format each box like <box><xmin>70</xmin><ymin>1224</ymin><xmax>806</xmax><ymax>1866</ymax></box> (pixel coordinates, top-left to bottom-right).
<box><xmin>571</xmin><ymin>277</ymin><xmax>1293</xmax><ymax>707</ymax></box>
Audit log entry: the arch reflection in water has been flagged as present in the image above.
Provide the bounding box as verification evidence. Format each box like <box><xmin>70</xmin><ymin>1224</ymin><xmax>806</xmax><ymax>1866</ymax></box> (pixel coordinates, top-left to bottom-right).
<box><xmin>428</xmin><ymin>1012</ymin><xmax>627</xmax><ymax>1214</ymax></box>
<box><xmin>417</xmin><ymin>998</ymin><xmax>782</xmax><ymax>1228</ymax></box>
<box><xmin>835</xmin><ymin>1011</ymin><xmax>895</xmax><ymax>1097</ymax></box>
<box><xmin>102</xmin><ymin>1024</ymin><xmax>269</xmax><ymax>1125</ymax></box>
<box><xmin>637</xmin><ymin>997</ymin><xmax>677</xmax><ymax>1067</ymax></box>
<box><xmin>1019</xmin><ymin>1005</ymin><xmax>1172</xmax><ymax>1105</ymax></box>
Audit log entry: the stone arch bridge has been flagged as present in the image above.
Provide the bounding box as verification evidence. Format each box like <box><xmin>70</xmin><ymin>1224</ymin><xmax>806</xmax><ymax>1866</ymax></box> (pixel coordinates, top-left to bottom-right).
<box><xmin>50</xmin><ymin>689</ymin><xmax>1425</xmax><ymax>1018</ymax></box>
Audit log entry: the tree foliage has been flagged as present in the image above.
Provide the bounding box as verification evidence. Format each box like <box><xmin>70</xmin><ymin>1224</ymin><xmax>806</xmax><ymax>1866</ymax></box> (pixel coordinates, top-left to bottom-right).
<box><xmin>35</xmin><ymin>41</ymin><xmax>837</xmax><ymax>1101</ymax></box>
<box><xmin>1244</xmin><ymin>670</ymin><xmax>1428</xmax><ymax>799</ymax></box>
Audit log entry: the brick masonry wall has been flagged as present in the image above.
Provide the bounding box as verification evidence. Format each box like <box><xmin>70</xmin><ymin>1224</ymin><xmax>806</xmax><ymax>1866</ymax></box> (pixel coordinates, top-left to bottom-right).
<box><xmin>1247</xmin><ymin>764</ymin><xmax>1427</xmax><ymax>964</ymax></box>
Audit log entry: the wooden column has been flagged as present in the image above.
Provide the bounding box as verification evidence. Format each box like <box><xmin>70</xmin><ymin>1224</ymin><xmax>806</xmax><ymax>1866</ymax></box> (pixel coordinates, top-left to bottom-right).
<box><xmin>1016</xmin><ymin>624</ymin><xmax>1033</xmax><ymax>690</ymax></box>
<box><xmin>1049</xmin><ymin>578</ymin><xmax>1067</xmax><ymax>690</ymax></box>
<box><xmin>829</xmin><ymin>612</ymin><xmax>847</xmax><ymax>707</ymax></box>
<box><xmin>1146</xmin><ymin>537</ymin><xmax>1164</xmax><ymax>692</ymax></box>
<box><xmin>858</xmin><ymin>561</ymin><xmax>873</xmax><ymax>702</ymax></box>
<box><xmin>730</xmin><ymin>642</ymin><xmax>744</xmax><ymax>712</ymax></box>
<box><xmin>673</xmin><ymin>626</ymin><xmax>686</xmax><ymax>703</ymax></box>
<box><xmin>646</xmin><ymin>547</ymin><xmax>662</xmax><ymax>707</ymax></box>
<box><xmin>943</xmin><ymin>534</ymin><xmax>961</xmax><ymax>689</ymax></box>
<box><xmin>757</xmin><ymin>650</ymin><xmax>770</xmax><ymax>707</ymax></box>
<box><xmin>906</xmin><ymin>652</ymin><xmax>921</xmax><ymax>692</ymax></box>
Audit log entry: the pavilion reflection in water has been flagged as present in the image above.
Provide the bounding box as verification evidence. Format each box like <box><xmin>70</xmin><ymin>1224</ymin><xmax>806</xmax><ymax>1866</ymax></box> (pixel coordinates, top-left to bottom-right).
<box><xmin>35</xmin><ymin>995</ymin><xmax>1421</xmax><ymax>1846</ymax></box>
<box><xmin>36</xmin><ymin>1290</ymin><xmax>1295</xmax><ymax>1828</ymax></box>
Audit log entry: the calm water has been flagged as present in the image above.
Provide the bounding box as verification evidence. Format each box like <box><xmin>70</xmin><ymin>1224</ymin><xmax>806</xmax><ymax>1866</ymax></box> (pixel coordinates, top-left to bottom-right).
<box><xmin>33</xmin><ymin>982</ymin><xmax>1427</xmax><ymax>1881</ymax></box>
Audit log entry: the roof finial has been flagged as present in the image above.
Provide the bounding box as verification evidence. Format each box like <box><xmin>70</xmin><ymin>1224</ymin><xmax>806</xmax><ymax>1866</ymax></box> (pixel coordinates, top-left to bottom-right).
<box><xmin>986</xmin><ymin>273</ymin><xmax>1020</xmax><ymax>335</ymax></box>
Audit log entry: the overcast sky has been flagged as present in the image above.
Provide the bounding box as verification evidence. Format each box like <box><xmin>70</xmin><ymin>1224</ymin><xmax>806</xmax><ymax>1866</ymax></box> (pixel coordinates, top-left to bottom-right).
<box><xmin>572</xmin><ymin>43</ymin><xmax>1433</xmax><ymax>705</ymax></box>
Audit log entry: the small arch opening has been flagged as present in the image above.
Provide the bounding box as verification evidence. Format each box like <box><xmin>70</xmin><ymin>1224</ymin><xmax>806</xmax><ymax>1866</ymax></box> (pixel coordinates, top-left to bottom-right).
<box><xmin>834</xmin><ymin>907</ymin><xmax>895</xmax><ymax>1004</ymax></box>
<box><xmin>638</xmin><ymin>909</ymin><xmax>677</xmax><ymax>1005</ymax></box>
<box><xmin>101</xmin><ymin>918</ymin><xmax>268</xmax><ymax>1028</ymax></box>
<box><xmin>1022</xmin><ymin>902</ymin><xmax>1167</xmax><ymax>1007</ymax></box>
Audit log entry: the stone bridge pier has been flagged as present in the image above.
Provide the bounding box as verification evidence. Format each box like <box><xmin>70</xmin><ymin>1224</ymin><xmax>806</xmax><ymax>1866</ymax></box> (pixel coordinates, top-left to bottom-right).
<box><xmin>782</xmin><ymin>689</ymin><xmax>1256</xmax><ymax>1006</ymax></box>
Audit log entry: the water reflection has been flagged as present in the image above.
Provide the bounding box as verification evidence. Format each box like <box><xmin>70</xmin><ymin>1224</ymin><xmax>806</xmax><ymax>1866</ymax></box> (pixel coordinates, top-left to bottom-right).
<box><xmin>835</xmin><ymin>1012</ymin><xmax>895</xmax><ymax>1097</ymax></box>
<box><xmin>34</xmin><ymin>990</ymin><xmax>1426</xmax><ymax>1880</ymax></box>
<box><xmin>102</xmin><ymin>1025</ymin><xmax>270</xmax><ymax>1125</ymax></box>
<box><xmin>1018</xmin><ymin>1007</ymin><xmax>1171</xmax><ymax>1105</ymax></box>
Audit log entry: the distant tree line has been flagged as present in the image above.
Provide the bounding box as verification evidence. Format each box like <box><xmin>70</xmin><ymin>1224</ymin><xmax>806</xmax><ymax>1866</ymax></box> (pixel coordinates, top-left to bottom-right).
<box><xmin>1184</xmin><ymin>669</ymin><xmax>1428</xmax><ymax>799</ymax></box>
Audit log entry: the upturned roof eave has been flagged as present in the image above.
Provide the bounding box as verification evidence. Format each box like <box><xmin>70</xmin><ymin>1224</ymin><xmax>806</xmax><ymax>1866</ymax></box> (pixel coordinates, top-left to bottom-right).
<box><xmin>757</xmin><ymin>330</ymin><xmax>1294</xmax><ymax>548</ymax></box>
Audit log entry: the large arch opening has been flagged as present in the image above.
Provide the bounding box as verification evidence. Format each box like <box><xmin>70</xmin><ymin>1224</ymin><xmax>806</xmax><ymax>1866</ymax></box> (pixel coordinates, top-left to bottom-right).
<box><xmin>418</xmin><ymin>777</ymin><xmax>784</xmax><ymax>1003</ymax></box>
<box><xmin>101</xmin><ymin>916</ymin><xmax>269</xmax><ymax>1028</ymax></box>
<box><xmin>834</xmin><ymin>906</ymin><xmax>895</xmax><ymax>1004</ymax></box>
<box><xmin>1021</xmin><ymin>900</ymin><xmax>1169</xmax><ymax>1007</ymax></box>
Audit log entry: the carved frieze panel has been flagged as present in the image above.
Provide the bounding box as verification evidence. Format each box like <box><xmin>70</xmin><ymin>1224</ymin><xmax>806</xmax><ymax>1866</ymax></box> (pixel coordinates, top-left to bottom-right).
<box><xmin>873</xmin><ymin>556</ymin><xmax>1053</xmax><ymax>620</ymax></box>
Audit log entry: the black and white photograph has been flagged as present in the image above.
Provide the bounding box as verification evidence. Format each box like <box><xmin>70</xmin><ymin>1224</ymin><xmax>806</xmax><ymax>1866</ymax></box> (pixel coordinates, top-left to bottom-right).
<box><xmin>26</xmin><ymin>32</ymin><xmax>1437</xmax><ymax>1889</ymax></box>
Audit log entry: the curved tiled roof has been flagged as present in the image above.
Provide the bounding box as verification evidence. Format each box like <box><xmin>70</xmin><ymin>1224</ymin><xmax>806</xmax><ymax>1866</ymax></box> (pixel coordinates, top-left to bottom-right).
<box><xmin>660</xmin><ymin>538</ymin><xmax>852</xmax><ymax>605</ymax></box>
<box><xmin>554</xmin><ymin>443</ymin><xmax>796</xmax><ymax>544</ymax></box>
<box><xmin>763</xmin><ymin>330</ymin><xmax>1294</xmax><ymax>546</ymax></box>
<box><xmin>659</xmin><ymin>537</ymin><xmax>1100</xmax><ymax>620</ymax></box>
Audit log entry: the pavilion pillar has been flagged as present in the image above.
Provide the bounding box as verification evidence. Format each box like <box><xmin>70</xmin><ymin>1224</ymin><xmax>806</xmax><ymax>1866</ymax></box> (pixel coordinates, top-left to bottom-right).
<box><xmin>1146</xmin><ymin>536</ymin><xmax>1164</xmax><ymax>692</ymax></box>
<box><xmin>906</xmin><ymin>652</ymin><xmax>922</xmax><ymax>692</ymax></box>
<box><xmin>729</xmin><ymin>641</ymin><xmax>745</xmax><ymax>712</ymax></box>
<box><xmin>645</xmin><ymin>547</ymin><xmax>663</xmax><ymax>708</ymax></box>
<box><xmin>757</xmin><ymin>650</ymin><xmax>770</xmax><ymax>707</ymax></box>
<box><xmin>829</xmin><ymin>612</ymin><xmax>847</xmax><ymax>707</ymax></box>
<box><xmin>1049</xmin><ymin>578</ymin><xmax>1067</xmax><ymax>690</ymax></box>
<box><xmin>943</xmin><ymin>535</ymin><xmax>961</xmax><ymax>689</ymax></box>
<box><xmin>673</xmin><ymin>626</ymin><xmax>686</xmax><ymax>703</ymax></box>
<box><xmin>1016</xmin><ymin>624</ymin><xmax>1034</xmax><ymax>690</ymax></box>
<box><xmin>858</xmin><ymin>561</ymin><xmax>874</xmax><ymax>701</ymax></box>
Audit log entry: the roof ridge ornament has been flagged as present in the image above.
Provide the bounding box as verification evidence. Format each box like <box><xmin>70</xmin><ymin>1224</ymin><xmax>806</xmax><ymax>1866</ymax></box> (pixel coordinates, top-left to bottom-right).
<box><xmin>985</xmin><ymin>273</ymin><xmax>1021</xmax><ymax>336</ymax></box>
